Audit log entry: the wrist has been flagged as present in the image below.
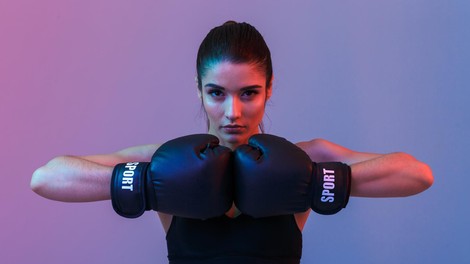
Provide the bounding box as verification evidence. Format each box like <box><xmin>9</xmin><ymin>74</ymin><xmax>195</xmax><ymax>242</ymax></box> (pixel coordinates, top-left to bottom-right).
<box><xmin>111</xmin><ymin>162</ymin><xmax>150</xmax><ymax>218</ymax></box>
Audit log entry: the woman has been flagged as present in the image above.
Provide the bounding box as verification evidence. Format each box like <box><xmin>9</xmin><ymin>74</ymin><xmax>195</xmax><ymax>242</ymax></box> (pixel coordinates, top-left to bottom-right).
<box><xmin>31</xmin><ymin>21</ymin><xmax>433</xmax><ymax>263</ymax></box>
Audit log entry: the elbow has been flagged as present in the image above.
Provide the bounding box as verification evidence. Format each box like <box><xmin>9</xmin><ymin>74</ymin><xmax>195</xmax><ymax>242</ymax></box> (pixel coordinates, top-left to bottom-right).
<box><xmin>31</xmin><ymin>165</ymin><xmax>53</xmax><ymax>197</ymax></box>
<box><xmin>30</xmin><ymin>156</ymin><xmax>66</xmax><ymax>198</ymax></box>
<box><xmin>393</xmin><ymin>152</ymin><xmax>434</xmax><ymax>196</ymax></box>
<box><xmin>416</xmin><ymin>162</ymin><xmax>434</xmax><ymax>192</ymax></box>
<box><xmin>401</xmin><ymin>153</ymin><xmax>434</xmax><ymax>195</ymax></box>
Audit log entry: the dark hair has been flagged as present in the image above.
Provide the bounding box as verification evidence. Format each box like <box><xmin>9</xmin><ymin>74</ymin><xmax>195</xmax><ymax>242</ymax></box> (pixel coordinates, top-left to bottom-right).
<box><xmin>196</xmin><ymin>21</ymin><xmax>273</xmax><ymax>90</ymax></box>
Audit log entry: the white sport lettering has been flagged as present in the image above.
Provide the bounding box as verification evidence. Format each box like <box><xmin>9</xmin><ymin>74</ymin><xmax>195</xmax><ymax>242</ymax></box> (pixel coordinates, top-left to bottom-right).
<box><xmin>121</xmin><ymin>185</ymin><xmax>133</xmax><ymax>191</ymax></box>
<box><xmin>323</xmin><ymin>174</ymin><xmax>335</xmax><ymax>182</ymax></box>
<box><xmin>321</xmin><ymin>196</ymin><xmax>334</xmax><ymax>202</ymax></box>
<box><xmin>321</xmin><ymin>168</ymin><xmax>336</xmax><ymax>203</ymax></box>
<box><xmin>125</xmin><ymin>165</ymin><xmax>137</xmax><ymax>170</ymax></box>
<box><xmin>122</xmin><ymin>178</ymin><xmax>133</xmax><ymax>184</ymax></box>
<box><xmin>123</xmin><ymin>171</ymin><xmax>134</xmax><ymax>177</ymax></box>
<box><xmin>121</xmin><ymin>162</ymin><xmax>139</xmax><ymax>192</ymax></box>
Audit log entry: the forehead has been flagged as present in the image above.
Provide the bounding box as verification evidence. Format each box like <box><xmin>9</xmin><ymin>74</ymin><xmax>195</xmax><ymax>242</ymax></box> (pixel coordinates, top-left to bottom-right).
<box><xmin>202</xmin><ymin>61</ymin><xmax>266</xmax><ymax>88</ymax></box>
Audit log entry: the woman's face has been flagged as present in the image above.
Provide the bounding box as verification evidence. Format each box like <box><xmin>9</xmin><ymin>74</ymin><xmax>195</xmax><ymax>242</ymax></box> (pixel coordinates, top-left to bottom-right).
<box><xmin>198</xmin><ymin>61</ymin><xmax>271</xmax><ymax>149</ymax></box>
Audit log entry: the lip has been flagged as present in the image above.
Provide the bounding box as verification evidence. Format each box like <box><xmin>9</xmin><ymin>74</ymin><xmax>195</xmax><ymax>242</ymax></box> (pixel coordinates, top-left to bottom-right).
<box><xmin>221</xmin><ymin>124</ymin><xmax>246</xmax><ymax>134</ymax></box>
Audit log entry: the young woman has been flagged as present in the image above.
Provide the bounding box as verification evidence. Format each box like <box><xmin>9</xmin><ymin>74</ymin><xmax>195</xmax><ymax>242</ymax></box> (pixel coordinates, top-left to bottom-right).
<box><xmin>31</xmin><ymin>21</ymin><xmax>433</xmax><ymax>264</ymax></box>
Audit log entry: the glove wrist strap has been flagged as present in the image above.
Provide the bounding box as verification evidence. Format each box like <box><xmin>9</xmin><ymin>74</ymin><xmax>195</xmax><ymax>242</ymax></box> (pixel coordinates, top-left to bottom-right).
<box><xmin>311</xmin><ymin>162</ymin><xmax>352</xmax><ymax>215</ymax></box>
<box><xmin>111</xmin><ymin>162</ymin><xmax>150</xmax><ymax>218</ymax></box>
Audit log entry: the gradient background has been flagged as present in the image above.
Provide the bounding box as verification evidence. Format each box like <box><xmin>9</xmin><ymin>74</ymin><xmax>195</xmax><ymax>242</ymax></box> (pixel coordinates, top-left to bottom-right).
<box><xmin>1</xmin><ymin>0</ymin><xmax>469</xmax><ymax>263</ymax></box>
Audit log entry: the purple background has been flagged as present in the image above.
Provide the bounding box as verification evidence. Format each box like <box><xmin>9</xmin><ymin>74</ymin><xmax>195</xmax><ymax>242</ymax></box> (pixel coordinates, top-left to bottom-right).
<box><xmin>1</xmin><ymin>0</ymin><xmax>469</xmax><ymax>263</ymax></box>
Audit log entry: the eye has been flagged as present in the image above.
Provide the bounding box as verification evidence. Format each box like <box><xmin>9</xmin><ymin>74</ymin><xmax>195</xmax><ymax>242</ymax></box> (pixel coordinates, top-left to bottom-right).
<box><xmin>207</xmin><ymin>89</ymin><xmax>224</xmax><ymax>98</ymax></box>
<box><xmin>242</xmin><ymin>89</ymin><xmax>259</xmax><ymax>97</ymax></box>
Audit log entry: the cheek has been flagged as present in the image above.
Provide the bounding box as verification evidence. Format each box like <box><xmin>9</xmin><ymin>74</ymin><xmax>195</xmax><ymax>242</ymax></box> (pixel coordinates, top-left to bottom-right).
<box><xmin>245</xmin><ymin>100</ymin><xmax>266</xmax><ymax>120</ymax></box>
<box><xmin>202</xmin><ymin>98</ymin><xmax>222</xmax><ymax>120</ymax></box>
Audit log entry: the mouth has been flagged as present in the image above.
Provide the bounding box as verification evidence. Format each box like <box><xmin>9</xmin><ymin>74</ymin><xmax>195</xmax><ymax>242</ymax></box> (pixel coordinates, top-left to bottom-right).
<box><xmin>221</xmin><ymin>124</ymin><xmax>246</xmax><ymax>134</ymax></box>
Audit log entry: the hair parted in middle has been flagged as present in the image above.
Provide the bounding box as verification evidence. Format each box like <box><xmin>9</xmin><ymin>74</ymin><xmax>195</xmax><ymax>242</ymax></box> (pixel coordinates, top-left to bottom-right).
<box><xmin>196</xmin><ymin>21</ymin><xmax>273</xmax><ymax>90</ymax></box>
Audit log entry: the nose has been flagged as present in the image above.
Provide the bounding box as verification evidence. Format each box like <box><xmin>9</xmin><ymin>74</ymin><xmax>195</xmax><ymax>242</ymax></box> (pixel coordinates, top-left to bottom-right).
<box><xmin>225</xmin><ymin>96</ymin><xmax>241</xmax><ymax>121</ymax></box>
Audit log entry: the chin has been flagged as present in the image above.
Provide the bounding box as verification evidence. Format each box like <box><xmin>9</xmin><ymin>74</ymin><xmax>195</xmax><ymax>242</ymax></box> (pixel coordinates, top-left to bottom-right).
<box><xmin>221</xmin><ymin>133</ymin><xmax>249</xmax><ymax>148</ymax></box>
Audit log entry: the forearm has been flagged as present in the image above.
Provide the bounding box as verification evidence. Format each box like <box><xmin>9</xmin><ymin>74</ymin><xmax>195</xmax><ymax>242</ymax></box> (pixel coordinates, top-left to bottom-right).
<box><xmin>350</xmin><ymin>152</ymin><xmax>433</xmax><ymax>197</ymax></box>
<box><xmin>31</xmin><ymin>155</ymin><xmax>113</xmax><ymax>202</ymax></box>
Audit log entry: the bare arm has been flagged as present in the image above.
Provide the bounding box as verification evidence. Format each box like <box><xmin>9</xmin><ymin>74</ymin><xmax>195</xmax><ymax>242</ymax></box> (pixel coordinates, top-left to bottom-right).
<box><xmin>296</xmin><ymin>139</ymin><xmax>434</xmax><ymax>197</ymax></box>
<box><xmin>30</xmin><ymin>144</ymin><xmax>160</xmax><ymax>202</ymax></box>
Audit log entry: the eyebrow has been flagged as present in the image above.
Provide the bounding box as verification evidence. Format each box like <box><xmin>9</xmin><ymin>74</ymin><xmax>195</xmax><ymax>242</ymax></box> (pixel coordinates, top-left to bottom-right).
<box><xmin>204</xmin><ymin>83</ymin><xmax>263</xmax><ymax>90</ymax></box>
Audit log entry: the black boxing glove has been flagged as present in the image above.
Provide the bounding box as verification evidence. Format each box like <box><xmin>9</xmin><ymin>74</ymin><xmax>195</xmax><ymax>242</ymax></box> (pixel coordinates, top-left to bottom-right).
<box><xmin>234</xmin><ymin>134</ymin><xmax>351</xmax><ymax>218</ymax></box>
<box><xmin>111</xmin><ymin>134</ymin><xmax>233</xmax><ymax>219</ymax></box>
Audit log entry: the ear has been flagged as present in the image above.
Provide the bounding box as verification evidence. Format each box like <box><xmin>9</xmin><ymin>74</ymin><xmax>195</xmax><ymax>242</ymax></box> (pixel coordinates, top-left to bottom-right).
<box><xmin>196</xmin><ymin>76</ymin><xmax>202</xmax><ymax>100</ymax></box>
<box><xmin>266</xmin><ymin>75</ymin><xmax>274</xmax><ymax>100</ymax></box>
<box><xmin>197</xmin><ymin>88</ymin><xmax>202</xmax><ymax>100</ymax></box>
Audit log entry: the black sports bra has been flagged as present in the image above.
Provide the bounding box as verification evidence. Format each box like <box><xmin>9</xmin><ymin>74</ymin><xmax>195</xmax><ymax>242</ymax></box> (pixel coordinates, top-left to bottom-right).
<box><xmin>166</xmin><ymin>214</ymin><xmax>302</xmax><ymax>264</ymax></box>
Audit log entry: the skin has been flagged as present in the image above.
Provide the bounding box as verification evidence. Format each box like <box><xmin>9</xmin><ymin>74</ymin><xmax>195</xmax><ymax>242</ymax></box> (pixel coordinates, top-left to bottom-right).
<box><xmin>30</xmin><ymin>61</ymin><xmax>434</xmax><ymax>233</ymax></box>
<box><xmin>198</xmin><ymin>61</ymin><xmax>271</xmax><ymax>150</ymax></box>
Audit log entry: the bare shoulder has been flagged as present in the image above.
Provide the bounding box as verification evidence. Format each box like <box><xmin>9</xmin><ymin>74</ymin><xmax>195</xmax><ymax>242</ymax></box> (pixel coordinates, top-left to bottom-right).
<box><xmin>81</xmin><ymin>143</ymin><xmax>161</xmax><ymax>166</ymax></box>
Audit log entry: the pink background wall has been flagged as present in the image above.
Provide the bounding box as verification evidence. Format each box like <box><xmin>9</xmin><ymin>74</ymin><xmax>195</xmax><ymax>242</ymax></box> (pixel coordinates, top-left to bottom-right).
<box><xmin>1</xmin><ymin>0</ymin><xmax>469</xmax><ymax>263</ymax></box>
